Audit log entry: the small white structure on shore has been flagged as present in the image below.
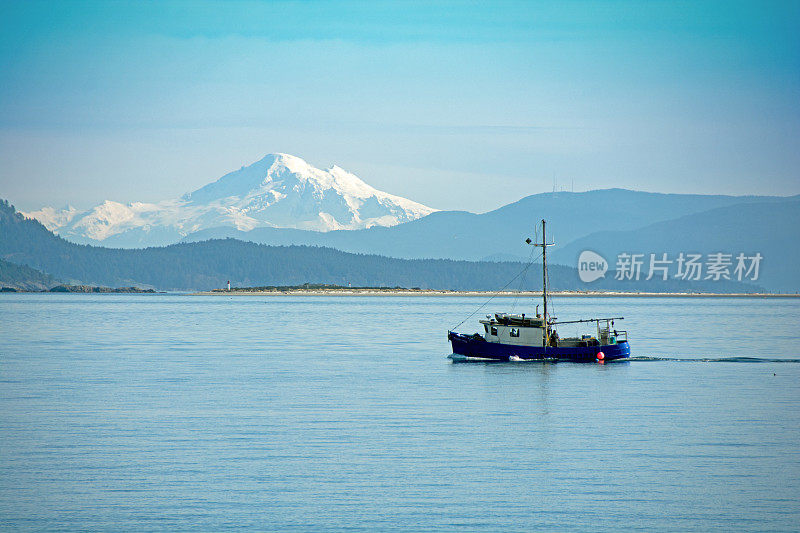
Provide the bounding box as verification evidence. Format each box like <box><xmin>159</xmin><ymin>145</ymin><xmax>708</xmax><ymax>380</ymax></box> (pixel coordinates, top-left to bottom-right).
<box><xmin>227</xmin><ymin>280</ymin><xmax>231</xmax><ymax>291</ymax></box>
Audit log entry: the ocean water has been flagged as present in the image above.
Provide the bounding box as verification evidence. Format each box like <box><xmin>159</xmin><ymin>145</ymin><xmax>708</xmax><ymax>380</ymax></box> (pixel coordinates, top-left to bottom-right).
<box><xmin>1</xmin><ymin>294</ymin><xmax>799</xmax><ymax>532</ymax></box>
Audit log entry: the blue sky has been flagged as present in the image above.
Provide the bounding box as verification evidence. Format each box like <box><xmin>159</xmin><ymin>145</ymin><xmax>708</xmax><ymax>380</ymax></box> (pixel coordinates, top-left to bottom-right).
<box><xmin>1</xmin><ymin>0</ymin><xmax>798</xmax><ymax>212</ymax></box>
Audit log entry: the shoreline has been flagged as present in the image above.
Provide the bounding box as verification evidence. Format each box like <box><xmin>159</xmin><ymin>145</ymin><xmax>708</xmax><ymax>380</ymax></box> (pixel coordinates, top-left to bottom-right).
<box><xmin>192</xmin><ymin>289</ymin><xmax>799</xmax><ymax>298</ymax></box>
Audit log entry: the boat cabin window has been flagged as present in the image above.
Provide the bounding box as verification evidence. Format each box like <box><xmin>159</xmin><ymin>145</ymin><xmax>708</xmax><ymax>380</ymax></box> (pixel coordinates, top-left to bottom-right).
<box><xmin>490</xmin><ymin>326</ymin><xmax>498</xmax><ymax>336</ymax></box>
<box><xmin>484</xmin><ymin>324</ymin><xmax>489</xmax><ymax>333</ymax></box>
<box><xmin>510</xmin><ymin>328</ymin><xmax>519</xmax><ymax>337</ymax></box>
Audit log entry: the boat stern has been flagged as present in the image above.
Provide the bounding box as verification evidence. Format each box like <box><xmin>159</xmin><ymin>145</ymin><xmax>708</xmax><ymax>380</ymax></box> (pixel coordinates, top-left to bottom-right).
<box><xmin>604</xmin><ymin>340</ymin><xmax>630</xmax><ymax>361</ymax></box>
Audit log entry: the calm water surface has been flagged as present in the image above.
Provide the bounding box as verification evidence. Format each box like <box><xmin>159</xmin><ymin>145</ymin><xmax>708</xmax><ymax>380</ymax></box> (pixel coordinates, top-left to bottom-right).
<box><xmin>1</xmin><ymin>294</ymin><xmax>799</xmax><ymax>531</ymax></box>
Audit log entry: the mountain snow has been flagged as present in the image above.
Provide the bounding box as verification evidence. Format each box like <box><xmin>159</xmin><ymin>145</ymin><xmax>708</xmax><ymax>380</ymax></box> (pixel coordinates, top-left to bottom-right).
<box><xmin>23</xmin><ymin>153</ymin><xmax>437</xmax><ymax>246</ymax></box>
<box><xmin>23</xmin><ymin>205</ymin><xmax>79</xmax><ymax>231</ymax></box>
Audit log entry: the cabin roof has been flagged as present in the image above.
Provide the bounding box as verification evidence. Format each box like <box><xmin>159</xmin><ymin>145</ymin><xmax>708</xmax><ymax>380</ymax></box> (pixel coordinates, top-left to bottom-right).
<box><xmin>480</xmin><ymin>313</ymin><xmax>544</xmax><ymax>327</ymax></box>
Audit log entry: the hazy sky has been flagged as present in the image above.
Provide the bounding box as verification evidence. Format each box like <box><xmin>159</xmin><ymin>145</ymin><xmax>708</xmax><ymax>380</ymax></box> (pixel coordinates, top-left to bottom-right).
<box><xmin>1</xmin><ymin>0</ymin><xmax>799</xmax><ymax>213</ymax></box>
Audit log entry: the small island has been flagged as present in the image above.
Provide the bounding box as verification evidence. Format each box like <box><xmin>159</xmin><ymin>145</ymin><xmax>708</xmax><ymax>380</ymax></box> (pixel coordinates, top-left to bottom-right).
<box><xmin>1</xmin><ymin>284</ymin><xmax>157</xmax><ymax>293</ymax></box>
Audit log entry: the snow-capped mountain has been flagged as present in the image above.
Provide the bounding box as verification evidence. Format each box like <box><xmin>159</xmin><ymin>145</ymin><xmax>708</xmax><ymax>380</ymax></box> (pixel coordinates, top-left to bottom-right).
<box><xmin>23</xmin><ymin>153</ymin><xmax>437</xmax><ymax>247</ymax></box>
<box><xmin>23</xmin><ymin>205</ymin><xmax>80</xmax><ymax>231</ymax></box>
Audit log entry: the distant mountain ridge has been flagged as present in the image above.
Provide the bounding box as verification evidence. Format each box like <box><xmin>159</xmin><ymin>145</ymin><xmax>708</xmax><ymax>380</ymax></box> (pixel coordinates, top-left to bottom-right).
<box><xmin>17</xmin><ymin>169</ymin><xmax>800</xmax><ymax>292</ymax></box>
<box><xmin>24</xmin><ymin>153</ymin><xmax>436</xmax><ymax>247</ymax></box>
<box><xmin>549</xmin><ymin>199</ymin><xmax>800</xmax><ymax>292</ymax></box>
<box><xmin>181</xmin><ymin>188</ymin><xmax>797</xmax><ymax>257</ymax></box>
<box><xmin>177</xmin><ymin>189</ymin><xmax>799</xmax><ymax>292</ymax></box>
<box><xmin>0</xmin><ymin>199</ymin><xmax>760</xmax><ymax>293</ymax></box>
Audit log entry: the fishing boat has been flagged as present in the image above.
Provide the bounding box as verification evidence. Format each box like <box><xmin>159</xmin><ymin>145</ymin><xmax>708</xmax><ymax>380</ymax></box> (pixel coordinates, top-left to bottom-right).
<box><xmin>448</xmin><ymin>219</ymin><xmax>631</xmax><ymax>363</ymax></box>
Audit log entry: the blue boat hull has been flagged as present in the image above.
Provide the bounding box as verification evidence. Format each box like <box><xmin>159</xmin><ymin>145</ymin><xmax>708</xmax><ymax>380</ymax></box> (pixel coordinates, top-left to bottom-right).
<box><xmin>448</xmin><ymin>331</ymin><xmax>630</xmax><ymax>362</ymax></box>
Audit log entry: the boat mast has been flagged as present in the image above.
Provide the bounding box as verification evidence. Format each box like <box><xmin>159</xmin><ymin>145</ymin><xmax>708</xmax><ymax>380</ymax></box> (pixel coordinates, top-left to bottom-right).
<box><xmin>542</xmin><ymin>220</ymin><xmax>547</xmax><ymax>344</ymax></box>
<box><xmin>531</xmin><ymin>219</ymin><xmax>554</xmax><ymax>346</ymax></box>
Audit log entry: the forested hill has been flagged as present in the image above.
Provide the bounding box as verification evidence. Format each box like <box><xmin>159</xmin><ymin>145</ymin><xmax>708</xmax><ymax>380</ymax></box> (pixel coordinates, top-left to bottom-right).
<box><xmin>0</xmin><ymin>199</ymin><xmax>760</xmax><ymax>292</ymax></box>
<box><xmin>0</xmin><ymin>259</ymin><xmax>56</xmax><ymax>291</ymax></box>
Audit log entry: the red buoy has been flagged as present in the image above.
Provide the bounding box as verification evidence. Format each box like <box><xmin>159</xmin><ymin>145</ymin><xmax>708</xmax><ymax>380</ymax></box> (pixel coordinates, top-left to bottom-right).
<box><xmin>596</xmin><ymin>351</ymin><xmax>605</xmax><ymax>361</ymax></box>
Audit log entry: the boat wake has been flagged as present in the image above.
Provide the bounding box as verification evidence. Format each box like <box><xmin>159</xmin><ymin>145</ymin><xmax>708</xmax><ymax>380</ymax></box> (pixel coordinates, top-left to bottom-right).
<box><xmin>448</xmin><ymin>354</ymin><xmax>800</xmax><ymax>363</ymax></box>
<box><xmin>627</xmin><ymin>356</ymin><xmax>800</xmax><ymax>363</ymax></box>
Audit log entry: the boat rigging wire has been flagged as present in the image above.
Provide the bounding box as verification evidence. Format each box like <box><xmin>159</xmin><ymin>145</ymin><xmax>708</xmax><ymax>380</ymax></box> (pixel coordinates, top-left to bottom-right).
<box><xmin>546</xmin><ymin>254</ymin><xmax>556</xmax><ymax>324</ymax></box>
<box><xmin>511</xmin><ymin>242</ymin><xmax>539</xmax><ymax>312</ymax></box>
<box><xmin>450</xmin><ymin>249</ymin><xmax>543</xmax><ymax>331</ymax></box>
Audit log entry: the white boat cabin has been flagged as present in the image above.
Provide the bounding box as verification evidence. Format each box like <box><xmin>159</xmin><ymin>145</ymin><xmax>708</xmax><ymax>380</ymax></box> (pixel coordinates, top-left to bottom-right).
<box><xmin>479</xmin><ymin>312</ymin><xmax>624</xmax><ymax>348</ymax></box>
<box><xmin>479</xmin><ymin>313</ymin><xmax>546</xmax><ymax>346</ymax></box>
